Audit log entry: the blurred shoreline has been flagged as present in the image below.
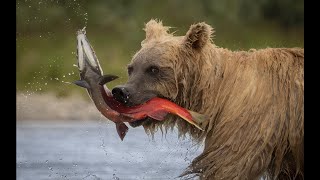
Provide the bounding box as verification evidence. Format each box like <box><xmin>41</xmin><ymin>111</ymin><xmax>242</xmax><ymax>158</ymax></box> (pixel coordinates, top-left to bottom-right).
<box><xmin>17</xmin><ymin>92</ymin><xmax>103</xmax><ymax>121</ymax></box>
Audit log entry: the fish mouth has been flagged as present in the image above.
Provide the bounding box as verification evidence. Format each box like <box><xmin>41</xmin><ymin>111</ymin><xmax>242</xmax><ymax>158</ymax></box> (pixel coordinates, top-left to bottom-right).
<box><xmin>76</xmin><ymin>28</ymin><xmax>103</xmax><ymax>77</ymax></box>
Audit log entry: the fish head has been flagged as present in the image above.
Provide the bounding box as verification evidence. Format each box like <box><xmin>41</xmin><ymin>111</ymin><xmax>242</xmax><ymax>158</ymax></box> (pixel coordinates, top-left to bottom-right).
<box><xmin>74</xmin><ymin>29</ymin><xmax>119</xmax><ymax>99</ymax></box>
<box><xmin>76</xmin><ymin>29</ymin><xmax>104</xmax><ymax>80</ymax></box>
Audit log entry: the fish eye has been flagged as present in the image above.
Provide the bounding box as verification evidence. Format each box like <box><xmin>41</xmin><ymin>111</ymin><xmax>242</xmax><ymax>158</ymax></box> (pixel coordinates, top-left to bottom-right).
<box><xmin>127</xmin><ymin>66</ymin><xmax>133</xmax><ymax>76</ymax></box>
<box><xmin>147</xmin><ymin>66</ymin><xmax>159</xmax><ymax>75</ymax></box>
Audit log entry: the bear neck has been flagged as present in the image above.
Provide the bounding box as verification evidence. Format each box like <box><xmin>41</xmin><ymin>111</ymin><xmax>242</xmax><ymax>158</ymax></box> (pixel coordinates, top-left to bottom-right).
<box><xmin>174</xmin><ymin>45</ymin><xmax>250</xmax><ymax>140</ymax></box>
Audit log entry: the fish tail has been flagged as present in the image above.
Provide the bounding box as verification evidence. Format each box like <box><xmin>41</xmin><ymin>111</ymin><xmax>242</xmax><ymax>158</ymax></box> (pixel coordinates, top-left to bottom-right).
<box><xmin>186</xmin><ymin>110</ymin><xmax>208</xmax><ymax>131</ymax></box>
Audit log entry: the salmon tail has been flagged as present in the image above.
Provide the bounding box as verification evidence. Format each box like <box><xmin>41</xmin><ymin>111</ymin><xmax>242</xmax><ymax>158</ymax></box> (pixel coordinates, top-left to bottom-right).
<box><xmin>184</xmin><ymin>110</ymin><xmax>208</xmax><ymax>131</ymax></box>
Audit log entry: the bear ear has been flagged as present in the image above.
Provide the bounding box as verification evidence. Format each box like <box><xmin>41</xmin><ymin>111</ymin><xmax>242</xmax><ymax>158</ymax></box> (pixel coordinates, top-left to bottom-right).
<box><xmin>184</xmin><ymin>22</ymin><xmax>214</xmax><ymax>50</ymax></box>
<box><xmin>142</xmin><ymin>19</ymin><xmax>171</xmax><ymax>44</ymax></box>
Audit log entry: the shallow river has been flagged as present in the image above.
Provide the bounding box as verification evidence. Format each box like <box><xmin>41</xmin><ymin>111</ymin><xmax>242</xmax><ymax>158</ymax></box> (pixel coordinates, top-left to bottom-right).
<box><xmin>17</xmin><ymin>120</ymin><xmax>204</xmax><ymax>180</ymax></box>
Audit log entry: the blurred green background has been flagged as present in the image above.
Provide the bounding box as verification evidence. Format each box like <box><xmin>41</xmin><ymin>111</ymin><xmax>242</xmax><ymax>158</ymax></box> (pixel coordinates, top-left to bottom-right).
<box><xmin>16</xmin><ymin>0</ymin><xmax>304</xmax><ymax>97</ymax></box>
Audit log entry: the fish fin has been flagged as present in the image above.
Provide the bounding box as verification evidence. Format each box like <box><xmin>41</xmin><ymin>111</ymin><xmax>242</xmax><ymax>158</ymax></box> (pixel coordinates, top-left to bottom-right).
<box><xmin>116</xmin><ymin>122</ymin><xmax>129</xmax><ymax>141</ymax></box>
<box><xmin>185</xmin><ymin>110</ymin><xmax>208</xmax><ymax>131</ymax></box>
<box><xmin>73</xmin><ymin>80</ymin><xmax>90</xmax><ymax>89</ymax></box>
<box><xmin>148</xmin><ymin>110</ymin><xmax>168</xmax><ymax>121</ymax></box>
<box><xmin>98</xmin><ymin>74</ymin><xmax>119</xmax><ymax>85</ymax></box>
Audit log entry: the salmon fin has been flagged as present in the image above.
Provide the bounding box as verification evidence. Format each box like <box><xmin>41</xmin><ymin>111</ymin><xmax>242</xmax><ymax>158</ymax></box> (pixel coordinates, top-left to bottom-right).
<box><xmin>185</xmin><ymin>110</ymin><xmax>208</xmax><ymax>131</ymax></box>
<box><xmin>116</xmin><ymin>122</ymin><xmax>129</xmax><ymax>141</ymax></box>
<box><xmin>148</xmin><ymin>110</ymin><xmax>168</xmax><ymax>121</ymax></box>
<box><xmin>73</xmin><ymin>80</ymin><xmax>90</xmax><ymax>89</ymax></box>
<box><xmin>98</xmin><ymin>74</ymin><xmax>119</xmax><ymax>85</ymax></box>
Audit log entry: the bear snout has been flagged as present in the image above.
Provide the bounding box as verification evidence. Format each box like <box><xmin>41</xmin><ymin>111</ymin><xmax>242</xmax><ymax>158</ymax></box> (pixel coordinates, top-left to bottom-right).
<box><xmin>112</xmin><ymin>86</ymin><xmax>131</xmax><ymax>105</ymax></box>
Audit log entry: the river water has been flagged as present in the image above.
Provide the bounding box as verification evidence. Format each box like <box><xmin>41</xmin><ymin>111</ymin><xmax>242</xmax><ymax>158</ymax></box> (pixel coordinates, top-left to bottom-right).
<box><xmin>16</xmin><ymin>120</ymin><xmax>204</xmax><ymax>180</ymax></box>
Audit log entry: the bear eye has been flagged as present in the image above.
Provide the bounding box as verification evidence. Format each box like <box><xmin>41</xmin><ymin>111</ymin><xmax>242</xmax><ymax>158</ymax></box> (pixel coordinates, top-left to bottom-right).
<box><xmin>127</xmin><ymin>66</ymin><xmax>133</xmax><ymax>76</ymax></box>
<box><xmin>147</xmin><ymin>66</ymin><xmax>159</xmax><ymax>75</ymax></box>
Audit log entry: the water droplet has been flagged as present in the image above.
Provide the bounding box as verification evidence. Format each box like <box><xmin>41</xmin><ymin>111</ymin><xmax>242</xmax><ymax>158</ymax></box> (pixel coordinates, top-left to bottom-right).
<box><xmin>39</xmin><ymin>35</ymin><xmax>41</xmax><ymax>38</ymax></box>
<box><xmin>68</xmin><ymin>73</ymin><xmax>71</xmax><ymax>75</ymax></box>
<box><xmin>48</xmin><ymin>167</ymin><xmax>53</xmax><ymax>170</ymax></box>
<box><xmin>73</xmin><ymin>64</ymin><xmax>78</xmax><ymax>67</ymax></box>
<box><xmin>39</xmin><ymin>88</ymin><xmax>41</xmax><ymax>91</ymax></box>
<box><xmin>45</xmin><ymin>83</ymin><xmax>47</xmax><ymax>85</ymax></box>
<box><xmin>112</xmin><ymin>174</ymin><xmax>120</xmax><ymax>180</ymax></box>
<box><xmin>55</xmin><ymin>78</ymin><xmax>59</xmax><ymax>80</ymax></box>
<box><xmin>63</xmin><ymin>75</ymin><xmax>65</xmax><ymax>78</ymax></box>
<box><xmin>45</xmin><ymin>160</ymin><xmax>49</xmax><ymax>163</ymax></box>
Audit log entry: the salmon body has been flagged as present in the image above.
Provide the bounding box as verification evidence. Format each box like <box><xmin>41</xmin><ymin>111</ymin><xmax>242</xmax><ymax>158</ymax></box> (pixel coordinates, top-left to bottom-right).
<box><xmin>74</xmin><ymin>28</ymin><xmax>206</xmax><ymax>140</ymax></box>
<box><xmin>106</xmin><ymin>96</ymin><xmax>205</xmax><ymax>130</ymax></box>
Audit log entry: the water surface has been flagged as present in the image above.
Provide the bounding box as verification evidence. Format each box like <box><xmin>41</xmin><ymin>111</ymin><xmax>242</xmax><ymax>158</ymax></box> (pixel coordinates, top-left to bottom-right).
<box><xmin>17</xmin><ymin>120</ymin><xmax>203</xmax><ymax>180</ymax></box>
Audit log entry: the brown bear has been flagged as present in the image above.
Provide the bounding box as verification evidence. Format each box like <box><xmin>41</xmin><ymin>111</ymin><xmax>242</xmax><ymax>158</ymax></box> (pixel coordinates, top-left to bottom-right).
<box><xmin>112</xmin><ymin>19</ymin><xmax>304</xmax><ymax>179</ymax></box>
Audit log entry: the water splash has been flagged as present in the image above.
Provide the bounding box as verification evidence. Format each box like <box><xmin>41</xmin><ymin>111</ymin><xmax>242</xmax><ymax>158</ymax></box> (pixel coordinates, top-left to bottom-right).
<box><xmin>62</xmin><ymin>81</ymin><xmax>72</xmax><ymax>85</ymax></box>
<box><xmin>112</xmin><ymin>174</ymin><xmax>120</xmax><ymax>180</ymax></box>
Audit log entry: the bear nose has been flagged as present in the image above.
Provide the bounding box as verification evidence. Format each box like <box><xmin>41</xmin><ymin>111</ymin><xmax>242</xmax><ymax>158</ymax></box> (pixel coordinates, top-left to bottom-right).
<box><xmin>112</xmin><ymin>86</ymin><xmax>130</xmax><ymax>104</ymax></box>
